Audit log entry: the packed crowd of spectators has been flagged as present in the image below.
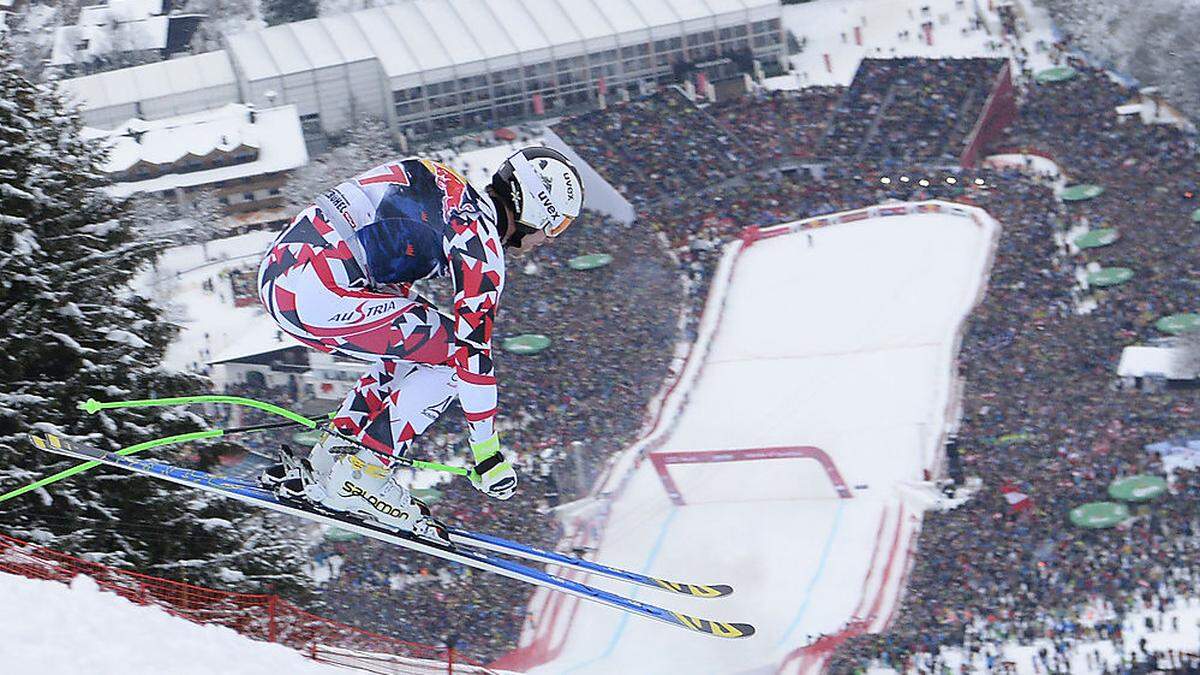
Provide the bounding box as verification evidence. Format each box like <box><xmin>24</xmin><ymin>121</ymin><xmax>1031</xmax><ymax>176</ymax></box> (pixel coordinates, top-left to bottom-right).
<box><xmin>227</xmin><ymin>267</ymin><xmax>259</xmax><ymax>307</ymax></box>
<box><xmin>205</xmin><ymin>53</ymin><xmax>1200</xmax><ymax>667</ymax></box>
<box><xmin>826</xmin><ymin>63</ymin><xmax>1200</xmax><ymax>672</ymax></box>
<box><xmin>821</xmin><ymin>57</ymin><xmax>1007</xmax><ymax>164</ymax></box>
<box><xmin>552</xmin><ymin>88</ymin><xmax>750</xmax><ymax>207</ymax></box>
<box><xmin>707</xmin><ymin>88</ymin><xmax>844</xmax><ymax>165</ymax></box>
<box><xmin>540</xmin><ymin>59</ymin><xmax>1200</xmax><ymax>671</ymax></box>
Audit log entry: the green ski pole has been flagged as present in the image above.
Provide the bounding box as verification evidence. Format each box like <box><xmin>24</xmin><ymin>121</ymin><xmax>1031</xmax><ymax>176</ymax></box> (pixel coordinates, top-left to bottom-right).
<box><xmin>80</xmin><ymin>396</ymin><xmax>469</xmax><ymax>477</ymax></box>
<box><xmin>0</xmin><ymin>429</ymin><xmax>222</xmax><ymax>504</ymax></box>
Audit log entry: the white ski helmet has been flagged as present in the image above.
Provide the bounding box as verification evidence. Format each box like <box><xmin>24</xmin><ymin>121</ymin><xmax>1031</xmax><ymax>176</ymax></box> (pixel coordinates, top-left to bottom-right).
<box><xmin>491</xmin><ymin>146</ymin><xmax>584</xmax><ymax>238</ymax></box>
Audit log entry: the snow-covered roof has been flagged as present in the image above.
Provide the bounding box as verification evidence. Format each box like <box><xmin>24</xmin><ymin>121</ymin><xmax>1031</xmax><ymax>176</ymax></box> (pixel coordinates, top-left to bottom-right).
<box><xmin>49</xmin><ymin>0</ymin><xmax>180</xmax><ymax>67</ymax></box>
<box><xmin>82</xmin><ymin>103</ymin><xmax>257</xmax><ymax>171</ymax></box>
<box><xmin>81</xmin><ymin>104</ymin><xmax>308</xmax><ymax>198</ymax></box>
<box><xmin>226</xmin><ymin>0</ymin><xmax>778</xmax><ymax>82</ymax></box>
<box><xmin>207</xmin><ymin>324</ymin><xmax>300</xmax><ymax>365</ymax></box>
<box><xmin>77</xmin><ymin>0</ymin><xmax>166</xmax><ymax>25</ymax></box>
<box><xmin>58</xmin><ymin>51</ymin><xmax>236</xmax><ymax>111</ymax></box>
<box><xmin>51</xmin><ymin>16</ymin><xmax>170</xmax><ymax>66</ymax></box>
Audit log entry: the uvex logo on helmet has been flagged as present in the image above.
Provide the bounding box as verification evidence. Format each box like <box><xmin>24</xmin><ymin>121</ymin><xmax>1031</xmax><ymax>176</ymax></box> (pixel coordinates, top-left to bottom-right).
<box><xmin>563</xmin><ymin>172</ymin><xmax>576</xmax><ymax>200</ymax></box>
<box><xmin>538</xmin><ymin>190</ymin><xmax>559</xmax><ymax>218</ymax></box>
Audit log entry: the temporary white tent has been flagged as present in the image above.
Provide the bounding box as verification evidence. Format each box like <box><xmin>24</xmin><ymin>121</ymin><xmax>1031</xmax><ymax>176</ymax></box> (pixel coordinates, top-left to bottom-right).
<box><xmin>222</xmin><ymin>0</ymin><xmax>782</xmax><ymax>131</ymax></box>
<box><xmin>62</xmin><ymin>0</ymin><xmax>782</xmax><ymax>134</ymax></box>
<box><xmin>1117</xmin><ymin>345</ymin><xmax>1199</xmax><ymax>381</ymax></box>
<box><xmin>58</xmin><ymin>51</ymin><xmax>238</xmax><ymax>129</ymax></box>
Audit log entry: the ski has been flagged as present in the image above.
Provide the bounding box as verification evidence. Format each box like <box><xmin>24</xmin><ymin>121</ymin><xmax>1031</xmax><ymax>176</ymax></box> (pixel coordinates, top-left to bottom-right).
<box><xmin>447</xmin><ymin>529</ymin><xmax>733</xmax><ymax>599</ymax></box>
<box><xmin>27</xmin><ymin>433</ymin><xmax>754</xmax><ymax>639</ymax></box>
<box><xmin>214</xmin><ymin>470</ymin><xmax>733</xmax><ymax>599</ymax></box>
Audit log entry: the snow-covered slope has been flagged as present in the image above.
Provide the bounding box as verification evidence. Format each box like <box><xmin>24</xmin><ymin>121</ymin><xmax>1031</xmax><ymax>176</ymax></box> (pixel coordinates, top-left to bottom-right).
<box><xmin>524</xmin><ymin>205</ymin><xmax>997</xmax><ymax>675</ymax></box>
<box><xmin>2</xmin><ymin>573</ymin><xmax>345</xmax><ymax>675</ymax></box>
<box><xmin>132</xmin><ymin>229</ymin><xmax>278</xmax><ymax>373</ymax></box>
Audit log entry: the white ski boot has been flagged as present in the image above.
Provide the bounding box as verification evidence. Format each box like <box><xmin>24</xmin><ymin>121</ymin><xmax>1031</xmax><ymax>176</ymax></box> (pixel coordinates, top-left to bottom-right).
<box><xmin>275</xmin><ymin>436</ymin><xmax>449</xmax><ymax>547</ymax></box>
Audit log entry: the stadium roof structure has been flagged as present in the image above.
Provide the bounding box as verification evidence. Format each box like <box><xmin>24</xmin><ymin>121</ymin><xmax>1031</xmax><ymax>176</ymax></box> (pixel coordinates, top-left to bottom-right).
<box><xmin>61</xmin><ymin>0</ymin><xmax>783</xmax><ymax>133</ymax></box>
<box><xmin>224</xmin><ymin>0</ymin><xmax>780</xmax><ymax>84</ymax></box>
<box><xmin>58</xmin><ymin>50</ymin><xmax>236</xmax><ymax>113</ymax></box>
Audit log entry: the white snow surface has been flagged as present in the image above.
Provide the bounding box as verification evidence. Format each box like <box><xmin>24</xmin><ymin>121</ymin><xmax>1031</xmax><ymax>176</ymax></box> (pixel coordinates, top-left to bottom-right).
<box><xmin>525</xmin><ymin>207</ymin><xmax>996</xmax><ymax>675</ymax></box>
<box><xmin>133</xmin><ymin>229</ymin><xmax>278</xmax><ymax>372</ymax></box>
<box><xmin>1</xmin><ymin>573</ymin><xmax>344</xmax><ymax>675</ymax></box>
<box><xmin>771</xmin><ymin>0</ymin><xmax>1061</xmax><ymax>89</ymax></box>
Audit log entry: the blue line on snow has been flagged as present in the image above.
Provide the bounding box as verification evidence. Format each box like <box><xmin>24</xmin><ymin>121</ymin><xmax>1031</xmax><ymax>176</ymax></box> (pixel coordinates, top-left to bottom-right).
<box><xmin>775</xmin><ymin>500</ymin><xmax>846</xmax><ymax>647</ymax></box>
<box><xmin>563</xmin><ymin>508</ymin><xmax>680</xmax><ymax>674</ymax></box>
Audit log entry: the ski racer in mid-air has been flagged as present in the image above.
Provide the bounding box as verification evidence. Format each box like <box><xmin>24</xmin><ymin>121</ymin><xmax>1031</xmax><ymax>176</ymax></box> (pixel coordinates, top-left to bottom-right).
<box><xmin>255</xmin><ymin>147</ymin><xmax>584</xmax><ymax>544</ymax></box>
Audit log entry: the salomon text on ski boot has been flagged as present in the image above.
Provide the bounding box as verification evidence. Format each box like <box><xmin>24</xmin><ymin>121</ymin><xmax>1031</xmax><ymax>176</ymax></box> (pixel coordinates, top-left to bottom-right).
<box><xmin>276</xmin><ymin>438</ymin><xmax>450</xmax><ymax>547</ymax></box>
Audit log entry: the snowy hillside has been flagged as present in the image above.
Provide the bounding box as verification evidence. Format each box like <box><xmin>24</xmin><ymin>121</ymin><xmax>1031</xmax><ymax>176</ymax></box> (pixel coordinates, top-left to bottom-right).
<box><xmin>131</xmin><ymin>229</ymin><xmax>278</xmax><ymax>372</ymax></box>
<box><xmin>521</xmin><ymin>204</ymin><xmax>997</xmax><ymax>675</ymax></box>
<box><xmin>2</xmin><ymin>573</ymin><xmax>345</xmax><ymax>675</ymax></box>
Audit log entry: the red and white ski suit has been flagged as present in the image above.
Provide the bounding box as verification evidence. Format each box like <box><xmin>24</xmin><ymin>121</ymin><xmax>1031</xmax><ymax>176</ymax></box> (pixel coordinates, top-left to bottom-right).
<box><xmin>258</xmin><ymin>159</ymin><xmax>504</xmax><ymax>459</ymax></box>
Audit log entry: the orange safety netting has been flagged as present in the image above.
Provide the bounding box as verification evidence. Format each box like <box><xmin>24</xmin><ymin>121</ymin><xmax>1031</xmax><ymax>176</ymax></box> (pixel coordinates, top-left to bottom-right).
<box><xmin>0</xmin><ymin>532</ymin><xmax>496</xmax><ymax>674</ymax></box>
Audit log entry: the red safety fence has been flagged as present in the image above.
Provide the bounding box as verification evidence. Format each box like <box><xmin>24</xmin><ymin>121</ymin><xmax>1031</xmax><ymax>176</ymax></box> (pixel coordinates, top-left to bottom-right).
<box><xmin>0</xmin><ymin>532</ymin><xmax>498</xmax><ymax>674</ymax></box>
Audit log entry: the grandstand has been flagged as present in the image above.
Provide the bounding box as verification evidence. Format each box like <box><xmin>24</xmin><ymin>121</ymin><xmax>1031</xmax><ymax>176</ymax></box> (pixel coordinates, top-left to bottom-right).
<box><xmin>819</xmin><ymin>57</ymin><xmax>1015</xmax><ymax>165</ymax></box>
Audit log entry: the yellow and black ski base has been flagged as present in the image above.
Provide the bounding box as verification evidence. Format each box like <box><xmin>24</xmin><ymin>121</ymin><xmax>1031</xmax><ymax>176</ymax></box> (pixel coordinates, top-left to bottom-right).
<box><xmin>653</xmin><ymin>579</ymin><xmax>734</xmax><ymax>598</ymax></box>
<box><xmin>446</xmin><ymin>529</ymin><xmax>737</xmax><ymax>599</ymax></box>
<box><xmin>669</xmin><ymin>612</ymin><xmax>756</xmax><ymax>639</ymax></box>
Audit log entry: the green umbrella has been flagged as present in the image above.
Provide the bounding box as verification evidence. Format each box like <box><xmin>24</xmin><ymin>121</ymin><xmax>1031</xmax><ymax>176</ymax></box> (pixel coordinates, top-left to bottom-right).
<box><xmin>293</xmin><ymin>429</ymin><xmax>323</xmax><ymax>446</ymax></box>
<box><xmin>992</xmin><ymin>432</ymin><xmax>1033</xmax><ymax>446</ymax></box>
<box><xmin>1087</xmin><ymin>267</ymin><xmax>1134</xmax><ymax>287</ymax></box>
<box><xmin>1107</xmin><ymin>475</ymin><xmax>1168</xmax><ymax>502</ymax></box>
<box><xmin>1069</xmin><ymin>502</ymin><xmax>1130</xmax><ymax>528</ymax></box>
<box><xmin>1191</xmin><ymin>208</ymin><xmax>1200</xmax><ymax>223</ymax></box>
<box><xmin>1074</xmin><ymin>228</ymin><xmax>1119</xmax><ymax>249</ymax></box>
<box><xmin>324</xmin><ymin>527</ymin><xmax>362</xmax><ymax>542</ymax></box>
<box><xmin>501</xmin><ymin>334</ymin><xmax>552</xmax><ymax>355</ymax></box>
<box><xmin>1062</xmin><ymin>184</ymin><xmax>1105</xmax><ymax>201</ymax></box>
<box><xmin>1035</xmin><ymin>66</ymin><xmax>1077</xmax><ymax>83</ymax></box>
<box><xmin>1155</xmin><ymin>313</ymin><xmax>1200</xmax><ymax>335</ymax></box>
<box><xmin>412</xmin><ymin>487</ymin><xmax>443</xmax><ymax>503</ymax></box>
<box><xmin>568</xmin><ymin>253</ymin><xmax>614</xmax><ymax>270</ymax></box>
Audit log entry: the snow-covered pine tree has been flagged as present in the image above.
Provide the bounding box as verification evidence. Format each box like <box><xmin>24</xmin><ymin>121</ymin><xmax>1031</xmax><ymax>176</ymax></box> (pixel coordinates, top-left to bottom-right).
<box><xmin>0</xmin><ymin>41</ymin><xmax>314</xmax><ymax>598</ymax></box>
<box><xmin>262</xmin><ymin>0</ymin><xmax>318</xmax><ymax>27</ymax></box>
<box><xmin>1039</xmin><ymin>0</ymin><xmax>1200</xmax><ymax>120</ymax></box>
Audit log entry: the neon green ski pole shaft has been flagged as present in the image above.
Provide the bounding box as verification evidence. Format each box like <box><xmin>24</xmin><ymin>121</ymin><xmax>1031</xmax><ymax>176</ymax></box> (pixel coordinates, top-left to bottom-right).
<box><xmin>80</xmin><ymin>396</ymin><xmax>469</xmax><ymax>477</ymax></box>
<box><xmin>80</xmin><ymin>396</ymin><xmax>315</xmax><ymax>427</ymax></box>
<box><xmin>0</xmin><ymin>429</ymin><xmax>222</xmax><ymax>504</ymax></box>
